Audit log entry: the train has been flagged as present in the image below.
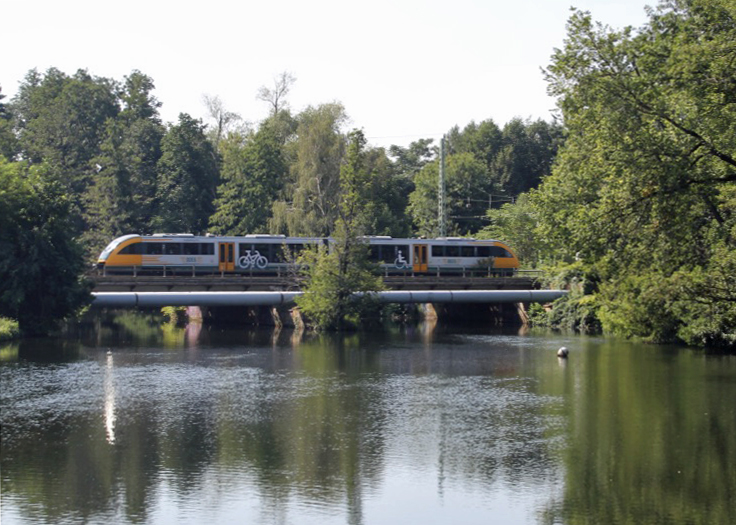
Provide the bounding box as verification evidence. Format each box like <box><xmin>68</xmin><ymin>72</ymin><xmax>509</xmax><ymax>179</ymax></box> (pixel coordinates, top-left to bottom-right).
<box><xmin>97</xmin><ymin>234</ymin><xmax>520</xmax><ymax>276</ymax></box>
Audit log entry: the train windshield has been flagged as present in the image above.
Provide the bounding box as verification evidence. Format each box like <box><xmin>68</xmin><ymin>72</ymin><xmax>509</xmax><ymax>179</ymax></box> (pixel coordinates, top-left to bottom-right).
<box><xmin>98</xmin><ymin>235</ymin><xmax>139</xmax><ymax>260</ymax></box>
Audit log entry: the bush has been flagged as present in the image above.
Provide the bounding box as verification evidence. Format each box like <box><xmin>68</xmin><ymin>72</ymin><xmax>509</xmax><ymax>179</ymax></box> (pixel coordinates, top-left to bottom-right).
<box><xmin>0</xmin><ymin>317</ymin><xmax>20</xmax><ymax>341</ymax></box>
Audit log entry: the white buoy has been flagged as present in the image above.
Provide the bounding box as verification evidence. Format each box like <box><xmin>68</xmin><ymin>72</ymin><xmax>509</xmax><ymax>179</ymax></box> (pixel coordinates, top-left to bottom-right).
<box><xmin>557</xmin><ymin>346</ymin><xmax>569</xmax><ymax>358</ymax></box>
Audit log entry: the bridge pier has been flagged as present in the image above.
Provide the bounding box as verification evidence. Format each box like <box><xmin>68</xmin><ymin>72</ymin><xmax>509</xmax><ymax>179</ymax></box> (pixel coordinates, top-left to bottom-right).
<box><xmin>182</xmin><ymin>301</ymin><xmax>531</xmax><ymax>328</ymax></box>
<box><xmin>182</xmin><ymin>304</ymin><xmax>306</xmax><ymax>329</ymax></box>
<box><xmin>424</xmin><ymin>302</ymin><xmax>529</xmax><ymax>326</ymax></box>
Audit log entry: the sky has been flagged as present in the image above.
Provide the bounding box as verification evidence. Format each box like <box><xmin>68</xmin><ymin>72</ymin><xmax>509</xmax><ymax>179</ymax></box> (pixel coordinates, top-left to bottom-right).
<box><xmin>3</xmin><ymin>0</ymin><xmax>654</xmax><ymax>148</ymax></box>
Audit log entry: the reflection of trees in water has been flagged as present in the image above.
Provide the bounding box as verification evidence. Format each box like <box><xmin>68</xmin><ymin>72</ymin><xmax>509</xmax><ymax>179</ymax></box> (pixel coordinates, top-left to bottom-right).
<box><xmin>377</xmin><ymin>372</ymin><xmax>561</xmax><ymax>496</ymax></box>
<box><xmin>2</xmin><ymin>332</ymin><xmax>391</xmax><ymax>524</ymax></box>
<box><xmin>21</xmin><ymin>332</ymin><xmax>734</xmax><ymax>524</ymax></box>
<box><xmin>539</xmin><ymin>341</ymin><xmax>736</xmax><ymax>525</ymax></box>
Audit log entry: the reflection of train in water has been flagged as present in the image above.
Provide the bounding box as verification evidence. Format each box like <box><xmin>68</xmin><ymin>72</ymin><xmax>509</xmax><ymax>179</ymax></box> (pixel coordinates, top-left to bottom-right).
<box><xmin>97</xmin><ymin>234</ymin><xmax>520</xmax><ymax>276</ymax></box>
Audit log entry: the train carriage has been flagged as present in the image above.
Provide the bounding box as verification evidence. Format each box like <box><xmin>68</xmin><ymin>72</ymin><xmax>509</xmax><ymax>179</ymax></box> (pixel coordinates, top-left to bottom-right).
<box><xmin>97</xmin><ymin>234</ymin><xmax>520</xmax><ymax>276</ymax></box>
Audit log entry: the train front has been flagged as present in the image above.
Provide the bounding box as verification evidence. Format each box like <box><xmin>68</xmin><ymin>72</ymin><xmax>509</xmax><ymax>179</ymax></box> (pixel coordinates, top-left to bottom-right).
<box><xmin>96</xmin><ymin>234</ymin><xmax>142</xmax><ymax>272</ymax></box>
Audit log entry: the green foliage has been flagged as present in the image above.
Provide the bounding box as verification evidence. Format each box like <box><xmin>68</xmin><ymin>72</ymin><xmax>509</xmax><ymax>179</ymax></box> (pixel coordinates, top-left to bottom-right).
<box><xmin>296</xmin><ymin>130</ymin><xmax>385</xmax><ymax>331</ymax></box>
<box><xmin>8</xmin><ymin>68</ymin><xmax>167</xmax><ymax>254</ymax></box>
<box><xmin>83</xmin><ymin>75</ymin><xmax>165</xmax><ymax>253</ymax></box>
<box><xmin>13</xmin><ymin>69</ymin><xmax>119</xmax><ymax>204</ymax></box>
<box><xmin>0</xmin><ymin>85</ymin><xmax>18</xmax><ymax>160</ymax></box>
<box><xmin>479</xmin><ymin>193</ymin><xmax>547</xmax><ymax>267</ymax></box>
<box><xmin>296</xmin><ymin>243</ymin><xmax>383</xmax><ymax>331</ymax></box>
<box><xmin>533</xmin><ymin>0</ymin><xmax>736</xmax><ymax>349</ymax></box>
<box><xmin>0</xmin><ymin>159</ymin><xmax>91</xmax><ymax>335</ymax></box>
<box><xmin>528</xmin><ymin>261</ymin><xmax>601</xmax><ymax>333</ymax></box>
<box><xmin>349</xmin><ymin>144</ymin><xmax>413</xmax><ymax>237</ymax></box>
<box><xmin>270</xmin><ymin>103</ymin><xmax>347</xmax><ymax>236</ymax></box>
<box><xmin>449</xmin><ymin>117</ymin><xmax>564</xmax><ymax>198</ymax></box>
<box><xmin>408</xmin><ymin>118</ymin><xmax>562</xmax><ymax>237</ymax></box>
<box><xmin>154</xmin><ymin>113</ymin><xmax>219</xmax><ymax>233</ymax></box>
<box><xmin>492</xmin><ymin>118</ymin><xmax>564</xmax><ymax>196</ymax></box>
<box><xmin>0</xmin><ymin>317</ymin><xmax>20</xmax><ymax>341</ymax></box>
<box><xmin>161</xmin><ymin>306</ymin><xmax>188</xmax><ymax>326</ymax></box>
<box><xmin>209</xmin><ymin>127</ymin><xmax>286</xmax><ymax>234</ymax></box>
<box><xmin>388</xmin><ymin>138</ymin><xmax>435</xmax><ymax>177</ymax></box>
<box><xmin>409</xmin><ymin>151</ymin><xmax>489</xmax><ymax>236</ymax></box>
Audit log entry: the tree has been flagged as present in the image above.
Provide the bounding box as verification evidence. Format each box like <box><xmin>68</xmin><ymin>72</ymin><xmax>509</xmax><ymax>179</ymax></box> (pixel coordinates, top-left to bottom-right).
<box><xmin>0</xmin><ymin>85</ymin><xmax>18</xmax><ymax>160</ymax></box>
<box><xmin>492</xmin><ymin>118</ymin><xmax>564</xmax><ymax>197</ymax></box>
<box><xmin>270</xmin><ymin>103</ymin><xmax>347</xmax><ymax>236</ymax></box>
<box><xmin>202</xmin><ymin>94</ymin><xmax>244</xmax><ymax>150</ymax></box>
<box><xmin>119</xmin><ymin>70</ymin><xmax>162</xmax><ymax>122</ymax></box>
<box><xmin>447</xmin><ymin>118</ymin><xmax>563</xmax><ymax>199</ymax></box>
<box><xmin>296</xmin><ymin>130</ymin><xmax>385</xmax><ymax>331</ymax></box>
<box><xmin>0</xmin><ymin>158</ymin><xmax>91</xmax><ymax>335</ymax></box>
<box><xmin>83</xmin><ymin>72</ymin><xmax>165</xmax><ymax>253</ymax></box>
<box><xmin>154</xmin><ymin>114</ymin><xmax>220</xmax><ymax>233</ymax></box>
<box><xmin>357</xmin><ymin>146</ymin><xmax>413</xmax><ymax>237</ymax></box>
<box><xmin>12</xmin><ymin>68</ymin><xmax>119</xmax><ymax>198</ymax></box>
<box><xmin>534</xmin><ymin>0</ymin><xmax>736</xmax><ymax>348</ymax></box>
<box><xmin>209</xmin><ymin>126</ymin><xmax>286</xmax><ymax>234</ymax></box>
<box><xmin>388</xmin><ymin>137</ymin><xmax>435</xmax><ymax>178</ymax></box>
<box><xmin>408</xmin><ymin>151</ymin><xmax>490</xmax><ymax>236</ymax></box>
<box><xmin>479</xmin><ymin>193</ymin><xmax>546</xmax><ymax>266</ymax></box>
<box><xmin>257</xmin><ymin>71</ymin><xmax>296</xmax><ymax>117</ymax></box>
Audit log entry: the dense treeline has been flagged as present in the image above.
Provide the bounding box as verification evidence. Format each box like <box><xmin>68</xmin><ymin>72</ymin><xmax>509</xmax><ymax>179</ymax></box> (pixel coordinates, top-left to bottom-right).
<box><xmin>2</xmin><ymin>0</ymin><xmax>733</xmax><ymax>348</ymax></box>
<box><xmin>485</xmin><ymin>0</ymin><xmax>736</xmax><ymax>350</ymax></box>
<box><xmin>0</xmin><ymin>68</ymin><xmax>560</xmax><ymax>333</ymax></box>
<box><xmin>1</xmin><ymin>70</ymin><xmax>560</xmax><ymax>253</ymax></box>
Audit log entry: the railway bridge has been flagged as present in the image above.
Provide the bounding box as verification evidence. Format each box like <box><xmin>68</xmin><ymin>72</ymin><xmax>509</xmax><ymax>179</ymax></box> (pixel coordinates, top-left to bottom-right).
<box><xmin>90</xmin><ymin>272</ymin><xmax>565</xmax><ymax>327</ymax></box>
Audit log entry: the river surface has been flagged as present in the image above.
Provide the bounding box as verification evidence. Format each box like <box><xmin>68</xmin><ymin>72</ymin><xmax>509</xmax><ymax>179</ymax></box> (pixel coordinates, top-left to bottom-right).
<box><xmin>1</xmin><ymin>314</ymin><xmax>735</xmax><ymax>524</ymax></box>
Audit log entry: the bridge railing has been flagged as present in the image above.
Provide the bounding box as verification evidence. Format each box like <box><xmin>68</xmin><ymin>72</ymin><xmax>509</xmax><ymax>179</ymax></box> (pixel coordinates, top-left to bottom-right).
<box><xmin>93</xmin><ymin>265</ymin><xmax>542</xmax><ymax>280</ymax></box>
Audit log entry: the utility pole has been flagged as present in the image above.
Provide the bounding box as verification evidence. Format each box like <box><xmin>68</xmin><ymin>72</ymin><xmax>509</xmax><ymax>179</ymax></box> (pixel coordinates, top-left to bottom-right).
<box><xmin>438</xmin><ymin>135</ymin><xmax>447</xmax><ymax>237</ymax></box>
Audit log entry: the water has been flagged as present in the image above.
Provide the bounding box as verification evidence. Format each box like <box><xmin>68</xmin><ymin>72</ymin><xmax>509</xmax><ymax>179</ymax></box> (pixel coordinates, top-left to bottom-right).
<box><xmin>1</xmin><ymin>315</ymin><xmax>735</xmax><ymax>524</ymax></box>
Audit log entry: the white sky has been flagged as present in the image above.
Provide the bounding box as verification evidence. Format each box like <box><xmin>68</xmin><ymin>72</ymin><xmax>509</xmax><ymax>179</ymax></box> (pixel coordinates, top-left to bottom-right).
<box><xmin>2</xmin><ymin>0</ymin><xmax>653</xmax><ymax>148</ymax></box>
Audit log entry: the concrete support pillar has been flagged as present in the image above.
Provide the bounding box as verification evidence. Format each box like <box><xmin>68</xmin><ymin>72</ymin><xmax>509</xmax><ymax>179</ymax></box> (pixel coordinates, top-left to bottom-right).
<box><xmin>186</xmin><ymin>306</ymin><xmax>205</xmax><ymax>322</ymax></box>
<box><xmin>515</xmin><ymin>302</ymin><xmax>529</xmax><ymax>327</ymax></box>
<box><xmin>269</xmin><ymin>307</ymin><xmax>283</xmax><ymax>329</ymax></box>
<box><xmin>420</xmin><ymin>303</ymin><xmax>439</xmax><ymax>321</ymax></box>
<box><xmin>427</xmin><ymin>302</ymin><xmax>529</xmax><ymax>326</ymax></box>
<box><xmin>289</xmin><ymin>308</ymin><xmax>305</xmax><ymax>331</ymax></box>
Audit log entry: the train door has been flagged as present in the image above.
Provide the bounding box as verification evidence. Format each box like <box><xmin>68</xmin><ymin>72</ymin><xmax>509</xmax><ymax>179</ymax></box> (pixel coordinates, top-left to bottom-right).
<box><xmin>218</xmin><ymin>242</ymin><xmax>235</xmax><ymax>272</ymax></box>
<box><xmin>413</xmin><ymin>244</ymin><xmax>428</xmax><ymax>273</ymax></box>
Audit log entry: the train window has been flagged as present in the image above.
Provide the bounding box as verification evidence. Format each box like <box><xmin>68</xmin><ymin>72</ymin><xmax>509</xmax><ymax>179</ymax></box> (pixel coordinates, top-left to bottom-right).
<box><xmin>369</xmin><ymin>246</ymin><xmax>381</xmax><ymax>261</ymax></box>
<box><xmin>477</xmin><ymin>246</ymin><xmax>491</xmax><ymax>258</ymax></box>
<box><xmin>118</xmin><ymin>243</ymin><xmax>142</xmax><ymax>255</ymax></box>
<box><xmin>165</xmin><ymin>243</ymin><xmax>181</xmax><ymax>255</ymax></box>
<box><xmin>397</xmin><ymin>246</ymin><xmax>409</xmax><ymax>261</ymax></box>
<box><xmin>489</xmin><ymin>246</ymin><xmax>511</xmax><ymax>258</ymax></box>
<box><xmin>253</xmin><ymin>244</ymin><xmax>272</xmax><ymax>259</ymax></box>
<box><xmin>201</xmin><ymin>243</ymin><xmax>215</xmax><ymax>255</ymax></box>
<box><xmin>288</xmin><ymin>243</ymin><xmax>305</xmax><ymax>255</ymax></box>
<box><xmin>239</xmin><ymin>243</ymin><xmax>252</xmax><ymax>255</ymax></box>
<box><xmin>145</xmin><ymin>243</ymin><xmax>164</xmax><ymax>255</ymax></box>
<box><xmin>446</xmin><ymin>246</ymin><xmax>460</xmax><ymax>257</ymax></box>
<box><xmin>273</xmin><ymin>244</ymin><xmax>286</xmax><ymax>262</ymax></box>
<box><xmin>460</xmin><ymin>246</ymin><xmax>475</xmax><ymax>257</ymax></box>
<box><xmin>432</xmin><ymin>246</ymin><xmax>444</xmax><ymax>257</ymax></box>
<box><xmin>182</xmin><ymin>243</ymin><xmax>200</xmax><ymax>255</ymax></box>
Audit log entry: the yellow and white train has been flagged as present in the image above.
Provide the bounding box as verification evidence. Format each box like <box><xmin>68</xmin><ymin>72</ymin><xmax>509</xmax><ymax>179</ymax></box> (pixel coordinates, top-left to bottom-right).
<box><xmin>97</xmin><ymin>234</ymin><xmax>520</xmax><ymax>276</ymax></box>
